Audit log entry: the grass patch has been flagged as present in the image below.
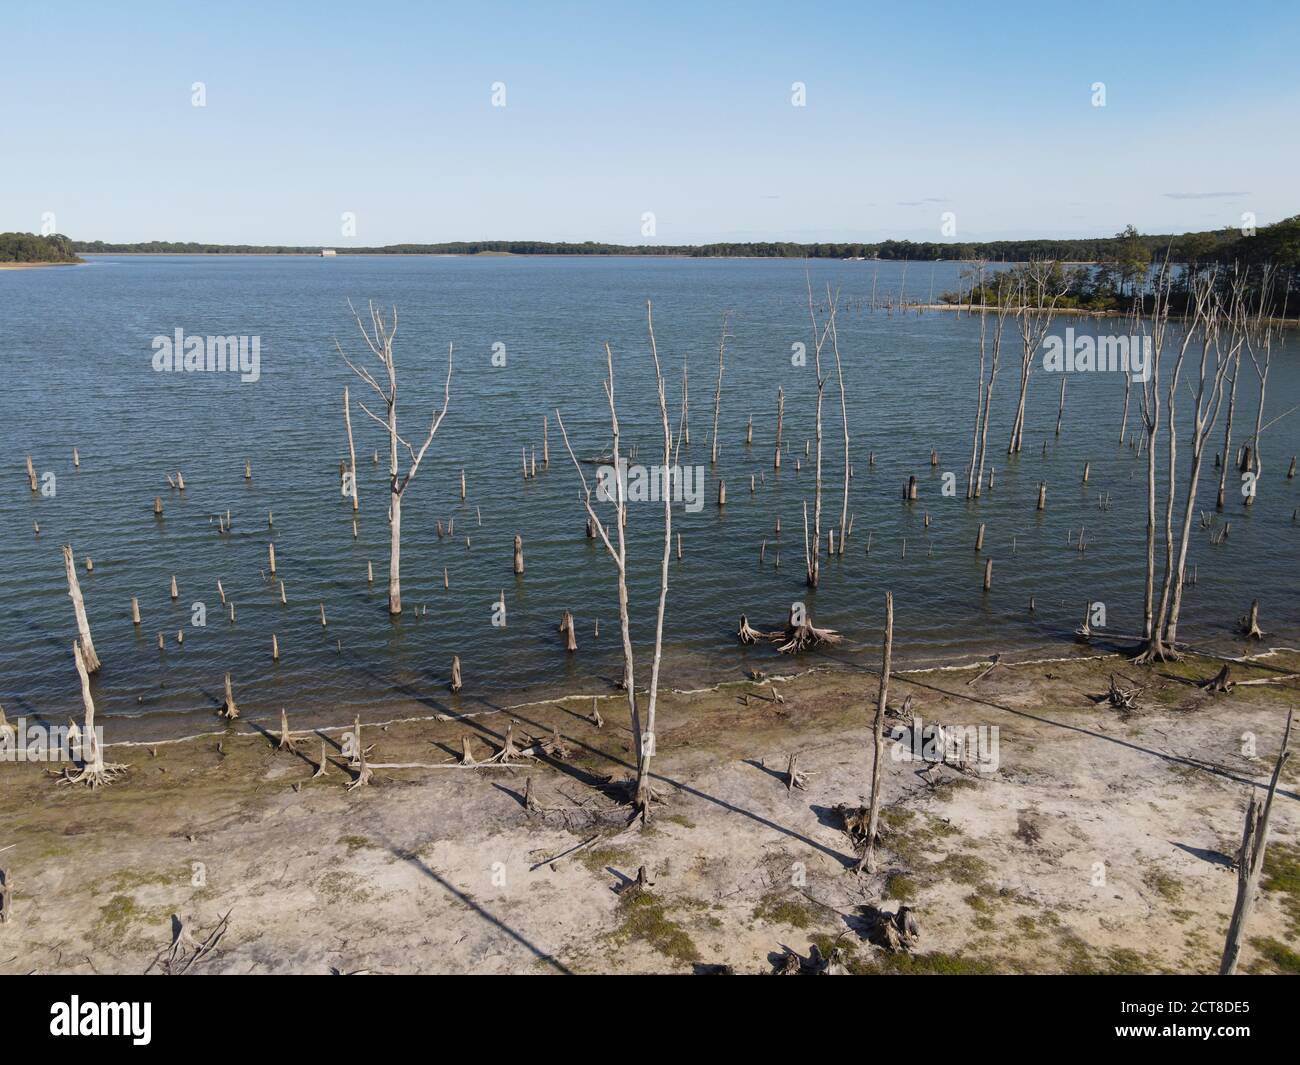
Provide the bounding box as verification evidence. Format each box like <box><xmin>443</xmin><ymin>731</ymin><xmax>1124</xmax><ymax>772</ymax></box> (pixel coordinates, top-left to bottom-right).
<box><xmin>1143</xmin><ymin>868</ymin><xmax>1183</xmax><ymax>903</ymax></box>
<box><xmin>579</xmin><ymin>845</ymin><xmax>636</xmax><ymax>875</ymax></box>
<box><xmin>875</xmin><ymin>951</ymin><xmax>998</xmax><ymax>975</ymax></box>
<box><xmin>884</xmin><ymin>873</ymin><xmax>918</xmax><ymax>902</ymax></box>
<box><xmin>337</xmin><ymin>835</ymin><xmax>375</xmax><ymax>854</ymax></box>
<box><xmin>612</xmin><ymin>889</ymin><xmax>701</xmax><ymax>966</ymax></box>
<box><xmin>1250</xmin><ymin>936</ymin><xmax>1300</xmax><ymax>975</ymax></box>
<box><xmin>753</xmin><ymin>890</ymin><xmax>816</xmax><ymax>930</ymax></box>
<box><xmin>1262</xmin><ymin>843</ymin><xmax>1300</xmax><ymax>937</ymax></box>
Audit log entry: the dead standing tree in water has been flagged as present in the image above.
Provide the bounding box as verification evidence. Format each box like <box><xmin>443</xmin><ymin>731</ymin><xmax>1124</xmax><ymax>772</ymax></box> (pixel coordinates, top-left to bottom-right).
<box><xmin>827</xmin><ymin>285</ymin><xmax>851</xmax><ymax>553</ymax></box>
<box><xmin>335</xmin><ymin>301</ymin><xmax>453</xmax><ymax>614</ymax></box>
<box><xmin>1135</xmin><ymin>269</ymin><xmax>1233</xmax><ymax>662</ymax></box>
<box><xmin>709</xmin><ymin>312</ymin><xmax>731</xmax><ymax>465</ymax></box>
<box><xmin>966</xmin><ymin>270</ymin><xmax>1011</xmax><ymax>498</ymax></box>
<box><xmin>556</xmin><ymin>342</ymin><xmax>650</xmax><ymax>819</ymax></box>
<box><xmin>802</xmin><ymin>276</ymin><xmax>838</xmax><ymax>587</ymax></box>
<box><xmin>1240</xmin><ymin>267</ymin><xmax>1279</xmax><ymax>507</ymax></box>
<box><xmin>62</xmin><ymin>545</ymin><xmax>100</xmax><ymax>674</ymax></box>
<box><xmin>639</xmin><ymin>300</ymin><xmax>675</xmax><ymax>818</ymax></box>
<box><xmin>1006</xmin><ymin>262</ymin><xmax>1066</xmax><ymax>455</ymax></box>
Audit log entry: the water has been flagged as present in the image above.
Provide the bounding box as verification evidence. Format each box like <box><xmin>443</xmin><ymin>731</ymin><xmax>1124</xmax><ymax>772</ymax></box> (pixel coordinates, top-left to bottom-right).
<box><xmin>2</xmin><ymin>255</ymin><xmax>1296</xmax><ymax>741</ymax></box>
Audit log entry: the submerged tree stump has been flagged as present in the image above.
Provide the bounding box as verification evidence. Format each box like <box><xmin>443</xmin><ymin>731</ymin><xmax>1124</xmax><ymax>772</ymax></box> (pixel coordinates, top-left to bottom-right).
<box><xmin>219</xmin><ymin>673</ymin><xmax>239</xmax><ymax>719</ymax></box>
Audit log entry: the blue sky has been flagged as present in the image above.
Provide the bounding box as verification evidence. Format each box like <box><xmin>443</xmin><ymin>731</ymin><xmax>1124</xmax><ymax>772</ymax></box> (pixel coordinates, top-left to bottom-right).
<box><xmin>2</xmin><ymin>0</ymin><xmax>1296</xmax><ymax>245</ymax></box>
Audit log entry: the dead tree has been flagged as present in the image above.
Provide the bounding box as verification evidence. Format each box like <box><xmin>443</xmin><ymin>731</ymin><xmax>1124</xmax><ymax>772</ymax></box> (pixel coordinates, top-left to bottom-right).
<box><xmin>773</xmin><ymin>386</ymin><xmax>784</xmax><ymax>470</ymax></box>
<box><xmin>968</xmin><ymin>280</ymin><xmax>1010</xmax><ymax>498</ymax></box>
<box><xmin>709</xmin><ymin>312</ymin><xmax>730</xmax><ymax>465</ymax></box>
<box><xmin>802</xmin><ymin>275</ymin><xmax>838</xmax><ymax>587</ymax></box>
<box><xmin>335</xmin><ymin>301</ymin><xmax>452</xmax><ymax>614</ymax></box>
<box><xmin>1220</xmin><ymin>710</ymin><xmax>1292</xmax><ymax>974</ymax></box>
<box><xmin>61</xmin><ymin>642</ymin><xmax>126</xmax><ymax>788</ymax></box>
<box><xmin>343</xmin><ymin>386</ymin><xmax>359</xmax><ymax>512</ymax></box>
<box><xmin>556</xmin><ymin>344</ymin><xmax>646</xmax><ymax>816</ymax></box>
<box><xmin>62</xmin><ymin>545</ymin><xmax>100</xmax><ymax>674</ymax></box>
<box><xmin>1241</xmin><ymin>267</ymin><xmax>1277</xmax><ymax>504</ymax></box>
<box><xmin>857</xmin><ymin>591</ymin><xmax>893</xmax><ymax>874</ymax></box>
<box><xmin>1007</xmin><ymin>263</ymin><xmax>1066</xmax><ymax>455</ymax></box>
<box><xmin>828</xmin><ymin>286</ymin><xmax>851</xmax><ymax>552</ymax></box>
<box><xmin>1137</xmin><ymin>269</ymin><xmax>1232</xmax><ymax>660</ymax></box>
<box><xmin>638</xmin><ymin>299</ymin><xmax>674</xmax><ymax>818</ymax></box>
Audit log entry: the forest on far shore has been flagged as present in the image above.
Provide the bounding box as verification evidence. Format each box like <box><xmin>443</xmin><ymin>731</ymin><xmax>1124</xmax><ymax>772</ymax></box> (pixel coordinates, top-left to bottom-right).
<box><xmin>65</xmin><ymin>217</ymin><xmax>1299</xmax><ymax>269</ymax></box>
<box><xmin>0</xmin><ymin>232</ymin><xmax>82</xmax><ymax>264</ymax></box>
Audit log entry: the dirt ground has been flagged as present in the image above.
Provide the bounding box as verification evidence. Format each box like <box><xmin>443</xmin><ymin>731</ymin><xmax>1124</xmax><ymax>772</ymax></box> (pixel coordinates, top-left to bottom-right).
<box><xmin>2</xmin><ymin>645</ymin><xmax>1298</xmax><ymax>975</ymax></box>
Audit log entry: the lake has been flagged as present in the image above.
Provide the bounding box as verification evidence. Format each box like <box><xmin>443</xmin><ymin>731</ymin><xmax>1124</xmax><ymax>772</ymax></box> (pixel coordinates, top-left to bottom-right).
<box><xmin>2</xmin><ymin>254</ymin><xmax>1296</xmax><ymax>741</ymax></box>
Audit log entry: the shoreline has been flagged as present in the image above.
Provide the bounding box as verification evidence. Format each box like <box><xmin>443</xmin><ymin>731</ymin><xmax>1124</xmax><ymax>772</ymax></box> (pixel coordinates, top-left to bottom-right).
<box><xmin>0</xmin><ymin>260</ymin><xmax>84</xmax><ymax>270</ymax></box>
<box><xmin>5</xmin><ymin>644</ymin><xmax>1298</xmax><ymax>974</ymax></box>
<box><xmin>64</xmin><ymin>635</ymin><xmax>1300</xmax><ymax>752</ymax></box>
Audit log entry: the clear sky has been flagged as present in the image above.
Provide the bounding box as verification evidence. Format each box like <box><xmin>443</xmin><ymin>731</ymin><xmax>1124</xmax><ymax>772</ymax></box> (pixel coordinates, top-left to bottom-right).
<box><xmin>2</xmin><ymin>0</ymin><xmax>1296</xmax><ymax>245</ymax></box>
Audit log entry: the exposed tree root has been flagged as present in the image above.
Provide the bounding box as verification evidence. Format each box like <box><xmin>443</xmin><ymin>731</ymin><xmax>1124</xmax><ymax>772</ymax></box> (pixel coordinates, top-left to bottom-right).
<box><xmin>146</xmin><ymin>910</ymin><xmax>232</xmax><ymax>975</ymax></box>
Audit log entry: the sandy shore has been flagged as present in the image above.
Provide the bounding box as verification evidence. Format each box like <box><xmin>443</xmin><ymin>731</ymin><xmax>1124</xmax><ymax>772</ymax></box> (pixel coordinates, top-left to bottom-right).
<box><xmin>0</xmin><ymin>261</ymin><xmax>83</xmax><ymax>270</ymax></box>
<box><xmin>2</xmin><ymin>646</ymin><xmax>1297</xmax><ymax>975</ymax></box>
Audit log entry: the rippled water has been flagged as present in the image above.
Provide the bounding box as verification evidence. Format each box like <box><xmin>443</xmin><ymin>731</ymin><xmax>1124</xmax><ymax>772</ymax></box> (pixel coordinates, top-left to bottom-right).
<box><xmin>1</xmin><ymin>255</ymin><xmax>1296</xmax><ymax>741</ymax></box>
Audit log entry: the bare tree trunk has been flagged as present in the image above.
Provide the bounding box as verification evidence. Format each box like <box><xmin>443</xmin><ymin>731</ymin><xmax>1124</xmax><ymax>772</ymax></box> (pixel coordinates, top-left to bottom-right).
<box><xmin>62</xmin><ymin>544</ymin><xmax>100</xmax><ymax>674</ymax></box>
<box><xmin>774</xmin><ymin>386</ymin><xmax>784</xmax><ymax>470</ymax></box>
<box><xmin>336</xmin><ymin>302</ymin><xmax>452</xmax><ymax>616</ymax></box>
<box><xmin>1220</xmin><ymin>710</ymin><xmax>1292</xmax><ymax>974</ymax></box>
<box><xmin>966</xmin><ymin>269</ymin><xmax>988</xmax><ymax>499</ymax></box>
<box><xmin>1119</xmin><ymin>373</ymin><xmax>1131</xmax><ymax>446</ymax></box>
<box><xmin>1217</xmin><ymin>354</ymin><xmax>1240</xmax><ymax>508</ymax></box>
<box><xmin>829</xmin><ymin>292</ymin><xmax>850</xmax><ymax>552</ymax></box>
<box><xmin>343</xmin><ymin>386</ymin><xmax>359</xmax><ymax>512</ymax></box>
<box><xmin>638</xmin><ymin>301</ymin><xmax>673</xmax><ymax>817</ymax></box>
<box><xmin>858</xmin><ymin>591</ymin><xmax>893</xmax><ymax>874</ymax></box>
<box><xmin>710</xmin><ymin>313</ymin><xmax>729</xmax><ymax>465</ymax></box>
<box><xmin>556</xmin><ymin>343</ymin><xmax>643</xmax><ymax>814</ymax></box>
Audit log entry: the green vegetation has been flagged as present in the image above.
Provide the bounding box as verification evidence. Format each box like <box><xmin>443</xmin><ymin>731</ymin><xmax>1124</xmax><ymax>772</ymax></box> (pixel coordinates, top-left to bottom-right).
<box><xmin>1250</xmin><ymin>936</ymin><xmax>1300</xmax><ymax>975</ymax></box>
<box><xmin>68</xmin><ymin>216</ymin><xmax>1300</xmax><ymax>276</ymax></box>
<box><xmin>1262</xmin><ymin>843</ymin><xmax>1300</xmax><ymax>936</ymax></box>
<box><xmin>753</xmin><ymin>890</ymin><xmax>816</xmax><ymax>929</ymax></box>
<box><xmin>611</xmin><ymin>889</ymin><xmax>701</xmax><ymax>965</ymax></box>
<box><xmin>0</xmin><ymin>232</ymin><xmax>82</xmax><ymax>263</ymax></box>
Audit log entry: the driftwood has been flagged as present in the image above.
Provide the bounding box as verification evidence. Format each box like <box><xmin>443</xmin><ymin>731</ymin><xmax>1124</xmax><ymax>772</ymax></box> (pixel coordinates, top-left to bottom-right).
<box><xmin>1095</xmin><ymin>673</ymin><xmax>1142</xmax><ymax>714</ymax></box>
<box><xmin>146</xmin><ymin>911</ymin><xmax>232</xmax><ymax>975</ymax></box>
<box><xmin>966</xmin><ymin>654</ymin><xmax>1001</xmax><ymax>686</ymax></box>
<box><xmin>450</xmin><ymin>655</ymin><xmax>462</xmax><ymax>693</ymax></box>
<box><xmin>784</xmin><ymin>752</ymin><xmax>809</xmax><ymax>793</ymax></box>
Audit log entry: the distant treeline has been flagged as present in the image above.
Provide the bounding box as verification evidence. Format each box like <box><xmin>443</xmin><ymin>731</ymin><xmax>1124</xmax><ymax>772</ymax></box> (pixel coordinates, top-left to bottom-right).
<box><xmin>68</xmin><ymin>218</ymin><xmax>1298</xmax><ymax>266</ymax></box>
<box><xmin>0</xmin><ymin>232</ymin><xmax>82</xmax><ymax>263</ymax></box>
